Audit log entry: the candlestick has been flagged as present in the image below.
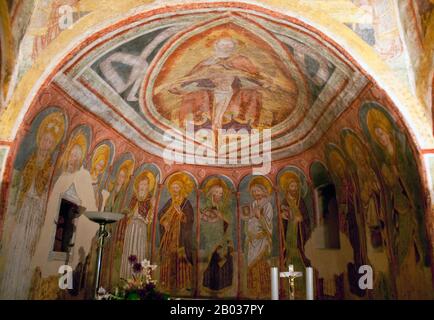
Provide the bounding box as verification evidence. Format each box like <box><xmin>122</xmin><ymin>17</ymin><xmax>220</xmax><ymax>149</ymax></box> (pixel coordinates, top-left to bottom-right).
<box><xmin>306</xmin><ymin>267</ymin><xmax>314</xmax><ymax>300</ymax></box>
<box><xmin>271</xmin><ymin>267</ymin><xmax>279</xmax><ymax>300</ymax></box>
<box><xmin>84</xmin><ymin>211</ymin><xmax>123</xmax><ymax>299</ymax></box>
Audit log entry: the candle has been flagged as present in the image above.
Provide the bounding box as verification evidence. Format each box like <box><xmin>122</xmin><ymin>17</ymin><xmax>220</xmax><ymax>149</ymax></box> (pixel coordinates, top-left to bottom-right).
<box><xmin>306</xmin><ymin>267</ymin><xmax>314</xmax><ymax>300</ymax></box>
<box><xmin>271</xmin><ymin>267</ymin><xmax>279</xmax><ymax>300</ymax></box>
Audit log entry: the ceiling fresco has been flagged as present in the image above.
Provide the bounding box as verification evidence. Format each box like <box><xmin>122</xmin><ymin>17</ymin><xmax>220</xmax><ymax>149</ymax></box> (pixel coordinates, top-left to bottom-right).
<box><xmin>51</xmin><ymin>6</ymin><xmax>368</xmax><ymax>165</ymax></box>
<box><xmin>0</xmin><ymin>1</ymin><xmax>433</xmax><ymax>301</ymax></box>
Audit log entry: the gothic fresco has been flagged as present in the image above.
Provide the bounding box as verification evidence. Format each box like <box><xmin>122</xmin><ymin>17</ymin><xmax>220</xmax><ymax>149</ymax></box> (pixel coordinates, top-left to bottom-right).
<box><xmin>198</xmin><ymin>175</ymin><xmax>237</xmax><ymax>298</ymax></box>
<box><xmin>0</xmin><ymin>89</ymin><xmax>433</xmax><ymax>300</ymax></box>
<box><xmin>277</xmin><ymin>166</ymin><xmax>314</xmax><ymax>299</ymax></box>
<box><xmin>0</xmin><ymin>107</ymin><xmax>67</xmax><ymax>299</ymax></box>
<box><xmin>87</xmin><ymin>140</ymin><xmax>114</xmax><ymax>211</ymax></box>
<box><xmin>118</xmin><ymin>163</ymin><xmax>160</xmax><ymax>282</ymax></box>
<box><xmin>359</xmin><ymin>102</ymin><xmax>432</xmax><ymax>298</ymax></box>
<box><xmin>102</xmin><ymin>152</ymin><xmax>135</xmax><ymax>288</ymax></box>
<box><xmin>68</xmin><ymin>9</ymin><xmax>366</xmax><ymax>163</ymax></box>
<box><xmin>239</xmin><ymin>175</ymin><xmax>277</xmax><ymax>299</ymax></box>
<box><xmin>340</xmin><ymin>128</ymin><xmax>393</xmax><ymax>299</ymax></box>
<box><xmin>151</xmin><ymin>22</ymin><xmax>299</xmax><ymax>131</ymax></box>
<box><xmin>324</xmin><ymin>143</ymin><xmax>366</xmax><ymax>298</ymax></box>
<box><xmin>0</xmin><ymin>1</ymin><xmax>433</xmax><ymax>301</ymax></box>
<box><xmin>154</xmin><ymin>172</ymin><xmax>197</xmax><ymax>297</ymax></box>
<box><xmin>31</xmin><ymin>122</ymin><xmax>97</xmax><ymax>289</ymax></box>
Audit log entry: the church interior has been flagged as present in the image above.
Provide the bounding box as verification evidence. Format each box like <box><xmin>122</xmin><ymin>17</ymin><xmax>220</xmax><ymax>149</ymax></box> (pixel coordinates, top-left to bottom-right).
<box><xmin>0</xmin><ymin>0</ymin><xmax>433</xmax><ymax>300</ymax></box>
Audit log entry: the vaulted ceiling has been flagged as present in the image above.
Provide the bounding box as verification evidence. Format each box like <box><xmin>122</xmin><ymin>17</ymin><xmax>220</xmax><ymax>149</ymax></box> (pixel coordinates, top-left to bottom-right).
<box><xmin>1</xmin><ymin>1</ymin><xmax>433</xmax><ymax>162</ymax></box>
<box><xmin>52</xmin><ymin>5</ymin><xmax>368</xmax><ymax>164</ymax></box>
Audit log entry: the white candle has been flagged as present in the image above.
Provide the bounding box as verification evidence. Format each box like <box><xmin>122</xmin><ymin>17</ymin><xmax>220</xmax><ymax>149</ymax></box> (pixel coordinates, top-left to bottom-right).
<box><xmin>306</xmin><ymin>267</ymin><xmax>314</xmax><ymax>300</ymax></box>
<box><xmin>271</xmin><ymin>267</ymin><xmax>279</xmax><ymax>300</ymax></box>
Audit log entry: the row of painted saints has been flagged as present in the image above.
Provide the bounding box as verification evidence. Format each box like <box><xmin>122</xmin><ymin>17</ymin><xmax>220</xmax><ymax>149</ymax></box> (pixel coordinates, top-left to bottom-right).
<box><xmin>0</xmin><ymin>102</ymin><xmax>431</xmax><ymax>299</ymax></box>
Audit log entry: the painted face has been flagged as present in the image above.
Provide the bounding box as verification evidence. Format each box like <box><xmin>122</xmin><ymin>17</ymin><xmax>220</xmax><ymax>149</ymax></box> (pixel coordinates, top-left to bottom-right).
<box><xmin>374</xmin><ymin>127</ymin><xmax>392</xmax><ymax>148</ymax></box>
<box><xmin>214</xmin><ymin>38</ymin><xmax>236</xmax><ymax>58</ymax></box>
<box><xmin>117</xmin><ymin>168</ymin><xmax>127</xmax><ymax>186</ymax></box>
<box><xmin>288</xmin><ymin>180</ymin><xmax>299</xmax><ymax>193</ymax></box>
<box><xmin>39</xmin><ymin>132</ymin><xmax>56</xmax><ymax>154</ymax></box>
<box><xmin>137</xmin><ymin>178</ymin><xmax>149</xmax><ymax>197</ymax></box>
<box><xmin>211</xmin><ymin>186</ymin><xmax>224</xmax><ymax>203</ymax></box>
<box><xmin>95</xmin><ymin>159</ymin><xmax>106</xmax><ymax>175</ymax></box>
<box><xmin>68</xmin><ymin>144</ymin><xmax>83</xmax><ymax>171</ymax></box>
<box><xmin>170</xmin><ymin>182</ymin><xmax>182</xmax><ymax>196</ymax></box>
<box><xmin>251</xmin><ymin>185</ymin><xmax>266</xmax><ymax>201</ymax></box>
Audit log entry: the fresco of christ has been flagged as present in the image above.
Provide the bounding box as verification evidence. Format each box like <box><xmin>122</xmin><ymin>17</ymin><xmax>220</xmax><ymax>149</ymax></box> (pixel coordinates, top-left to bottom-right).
<box><xmin>165</xmin><ymin>37</ymin><xmax>264</xmax><ymax>131</ymax></box>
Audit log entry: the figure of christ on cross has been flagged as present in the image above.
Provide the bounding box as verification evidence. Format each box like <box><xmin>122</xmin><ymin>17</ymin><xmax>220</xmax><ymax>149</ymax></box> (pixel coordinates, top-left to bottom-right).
<box><xmin>166</xmin><ymin>37</ymin><xmax>265</xmax><ymax>132</ymax></box>
<box><xmin>280</xmin><ymin>265</ymin><xmax>303</xmax><ymax>300</ymax></box>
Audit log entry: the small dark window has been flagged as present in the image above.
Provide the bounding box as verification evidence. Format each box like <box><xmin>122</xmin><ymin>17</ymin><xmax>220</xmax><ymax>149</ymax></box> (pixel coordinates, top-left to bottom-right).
<box><xmin>53</xmin><ymin>199</ymin><xmax>79</xmax><ymax>253</ymax></box>
<box><xmin>315</xmin><ymin>183</ymin><xmax>340</xmax><ymax>249</ymax></box>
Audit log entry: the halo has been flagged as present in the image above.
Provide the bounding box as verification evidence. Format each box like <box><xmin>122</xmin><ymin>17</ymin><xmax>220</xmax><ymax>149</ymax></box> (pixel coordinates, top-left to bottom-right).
<box><xmin>366</xmin><ymin>108</ymin><xmax>394</xmax><ymax>143</ymax></box>
<box><xmin>91</xmin><ymin>144</ymin><xmax>110</xmax><ymax>173</ymax></box>
<box><xmin>166</xmin><ymin>172</ymin><xmax>195</xmax><ymax>196</ymax></box>
<box><xmin>278</xmin><ymin>167</ymin><xmax>308</xmax><ymax>197</ymax></box>
<box><xmin>203</xmin><ymin>177</ymin><xmax>230</xmax><ymax>198</ymax></box>
<box><xmin>134</xmin><ymin>170</ymin><xmax>156</xmax><ymax>194</ymax></box>
<box><xmin>118</xmin><ymin>159</ymin><xmax>134</xmax><ymax>179</ymax></box>
<box><xmin>248</xmin><ymin>176</ymin><xmax>273</xmax><ymax>195</ymax></box>
<box><xmin>36</xmin><ymin>111</ymin><xmax>65</xmax><ymax>150</ymax></box>
<box><xmin>62</xmin><ymin>132</ymin><xmax>88</xmax><ymax>170</ymax></box>
<box><xmin>278</xmin><ymin>171</ymin><xmax>300</xmax><ymax>192</ymax></box>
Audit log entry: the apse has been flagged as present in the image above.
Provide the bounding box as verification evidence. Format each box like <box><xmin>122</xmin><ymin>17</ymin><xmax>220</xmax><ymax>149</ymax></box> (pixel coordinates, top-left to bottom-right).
<box><xmin>0</xmin><ymin>1</ymin><xmax>432</xmax><ymax>301</ymax></box>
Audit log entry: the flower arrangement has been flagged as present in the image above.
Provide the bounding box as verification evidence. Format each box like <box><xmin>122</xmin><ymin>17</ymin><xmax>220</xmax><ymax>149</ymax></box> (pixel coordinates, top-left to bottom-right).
<box><xmin>97</xmin><ymin>255</ymin><xmax>169</xmax><ymax>300</ymax></box>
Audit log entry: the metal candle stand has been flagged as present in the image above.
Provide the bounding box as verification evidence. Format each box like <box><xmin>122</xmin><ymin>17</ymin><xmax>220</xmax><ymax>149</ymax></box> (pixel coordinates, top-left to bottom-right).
<box><xmin>84</xmin><ymin>211</ymin><xmax>124</xmax><ymax>299</ymax></box>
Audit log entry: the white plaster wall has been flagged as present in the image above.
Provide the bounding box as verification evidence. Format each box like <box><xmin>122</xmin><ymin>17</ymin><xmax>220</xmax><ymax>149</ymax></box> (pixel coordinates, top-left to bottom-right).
<box><xmin>31</xmin><ymin>166</ymin><xmax>98</xmax><ymax>278</ymax></box>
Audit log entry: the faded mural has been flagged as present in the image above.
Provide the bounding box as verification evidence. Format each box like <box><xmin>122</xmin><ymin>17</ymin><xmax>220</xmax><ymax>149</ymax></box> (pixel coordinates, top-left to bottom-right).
<box><xmin>0</xmin><ymin>92</ymin><xmax>432</xmax><ymax>300</ymax></box>
<box><xmin>199</xmin><ymin>175</ymin><xmax>237</xmax><ymax>298</ymax></box>
<box><xmin>0</xmin><ymin>2</ymin><xmax>432</xmax><ymax>301</ymax></box>
<box><xmin>277</xmin><ymin>166</ymin><xmax>313</xmax><ymax>299</ymax></box>
<box><xmin>239</xmin><ymin>175</ymin><xmax>277</xmax><ymax>299</ymax></box>
<box><xmin>155</xmin><ymin>172</ymin><xmax>197</xmax><ymax>297</ymax></box>
<box><xmin>152</xmin><ymin>24</ymin><xmax>298</xmax><ymax>131</ymax></box>
<box><xmin>0</xmin><ymin>107</ymin><xmax>67</xmax><ymax>299</ymax></box>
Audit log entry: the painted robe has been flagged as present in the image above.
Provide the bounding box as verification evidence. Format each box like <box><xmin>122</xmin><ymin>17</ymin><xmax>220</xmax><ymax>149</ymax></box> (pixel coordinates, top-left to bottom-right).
<box><xmin>158</xmin><ymin>197</ymin><xmax>194</xmax><ymax>291</ymax></box>
<box><xmin>91</xmin><ymin>176</ymin><xmax>104</xmax><ymax>211</ymax></box>
<box><xmin>336</xmin><ymin>177</ymin><xmax>366</xmax><ymax>297</ymax></box>
<box><xmin>355</xmin><ymin>163</ymin><xmax>391</xmax><ymax>298</ymax></box>
<box><xmin>104</xmin><ymin>185</ymin><xmax>127</xmax><ymax>213</ymax></box>
<box><xmin>203</xmin><ymin>244</ymin><xmax>234</xmax><ymax>291</ymax></box>
<box><xmin>0</xmin><ymin>154</ymin><xmax>52</xmax><ymax>299</ymax></box>
<box><xmin>281</xmin><ymin>196</ymin><xmax>310</xmax><ymax>269</ymax></box>
<box><xmin>170</xmin><ymin>54</ymin><xmax>263</xmax><ymax>128</ymax></box>
<box><xmin>357</xmin><ymin>165</ymin><xmax>384</xmax><ymax>250</ymax></box>
<box><xmin>201</xmin><ymin>196</ymin><xmax>233</xmax><ymax>291</ymax></box>
<box><xmin>119</xmin><ymin>193</ymin><xmax>153</xmax><ymax>280</ymax></box>
<box><xmin>102</xmin><ymin>184</ymin><xmax>127</xmax><ymax>287</ymax></box>
<box><xmin>246</xmin><ymin>197</ymin><xmax>273</xmax><ymax>297</ymax></box>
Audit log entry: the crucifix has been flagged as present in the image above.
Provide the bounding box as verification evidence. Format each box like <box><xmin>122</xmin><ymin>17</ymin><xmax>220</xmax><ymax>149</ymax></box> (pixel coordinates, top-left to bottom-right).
<box><xmin>280</xmin><ymin>265</ymin><xmax>303</xmax><ymax>300</ymax></box>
